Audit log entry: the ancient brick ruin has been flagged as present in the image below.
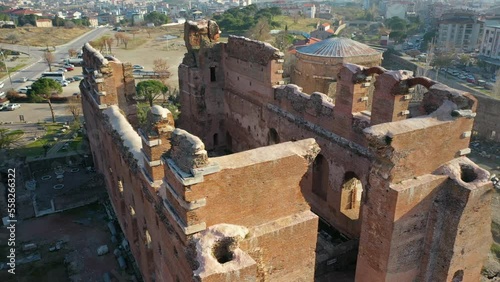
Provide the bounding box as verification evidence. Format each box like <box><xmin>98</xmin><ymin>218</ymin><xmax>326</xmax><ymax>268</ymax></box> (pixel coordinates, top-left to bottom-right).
<box><xmin>178</xmin><ymin>20</ymin><xmax>493</xmax><ymax>281</ymax></box>
<box><xmin>80</xmin><ymin>19</ymin><xmax>493</xmax><ymax>282</ymax></box>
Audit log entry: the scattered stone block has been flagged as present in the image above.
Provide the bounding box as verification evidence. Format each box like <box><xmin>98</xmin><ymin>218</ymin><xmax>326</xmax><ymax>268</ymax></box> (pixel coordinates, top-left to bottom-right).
<box><xmin>97</xmin><ymin>245</ymin><xmax>109</xmax><ymax>256</ymax></box>
<box><xmin>117</xmin><ymin>256</ymin><xmax>126</xmax><ymax>269</ymax></box>
<box><xmin>103</xmin><ymin>272</ymin><xmax>111</xmax><ymax>282</ymax></box>
<box><xmin>113</xmin><ymin>249</ymin><xmax>121</xmax><ymax>257</ymax></box>
<box><xmin>22</xmin><ymin>243</ymin><xmax>37</xmax><ymax>251</ymax></box>
<box><xmin>107</xmin><ymin>222</ymin><xmax>117</xmax><ymax>236</ymax></box>
<box><xmin>18</xmin><ymin>253</ymin><xmax>41</xmax><ymax>265</ymax></box>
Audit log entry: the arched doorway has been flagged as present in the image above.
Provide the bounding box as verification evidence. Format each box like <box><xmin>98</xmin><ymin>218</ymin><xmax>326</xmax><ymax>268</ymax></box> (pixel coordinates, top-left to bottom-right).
<box><xmin>267</xmin><ymin>128</ymin><xmax>280</xmax><ymax>145</ymax></box>
<box><xmin>225</xmin><ymin>132</ymin><xmax>233</xmax><ymax>152</ymax></box>
<box><xmin>340</xmin><ymin>172</ymin><xmax>363</xmax><ymax>220</ymax></box>
<box><xmin>312</xmin><ymin>154</ymin><xmax>328</xmax><ymax>200</ymax></box>
<box><xmin>213</xmin><ymin>133</ymin><xmax>219</xmax><ymax>147</ymax></box>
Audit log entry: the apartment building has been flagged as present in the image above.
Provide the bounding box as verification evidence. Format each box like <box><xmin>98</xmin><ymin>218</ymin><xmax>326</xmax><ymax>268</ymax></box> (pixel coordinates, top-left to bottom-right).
<box><xmin>437</xmin><ymin>10</ymin><xmax>484</xmax><ymax>52</ymax></box>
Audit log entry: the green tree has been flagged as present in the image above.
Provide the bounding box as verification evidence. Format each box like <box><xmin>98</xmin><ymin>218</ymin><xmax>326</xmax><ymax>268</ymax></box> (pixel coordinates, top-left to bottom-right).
<box><xmin>52</xmin><ymin>17</ymin><xmax>65</xmax><ymax>27</ymax></box>
<box><xmin>389</xmin><ymin>30</ymin><xmax>407</xmax><ymax>43</ymax></box>
<box><xmin>136</xmin><ymin>80</ymin><xmax>168</xmax><ymax>106</ymax></box>
<box><xmin>458</xmin><ymin>54</ymin><xmax>471</xmax><ymax>66</ymax></box>
<box><xmin>144</xmin><ymin>11</ymin><xmax>170</xmax><ymax>26</ymax></box>
<box><xmin>386</xmin><ymin>17</ymin><xmax>407</xmax><ymax>31</ymax></box>
<box><xmin>0</xmin><ymin>129</ymin><xmax>23</xmax><ymax>149</ymax></box>
<box><xmin>422</xmin><ymin>30</ymin><xmax>437</xmax><ymax>51</ymax></box>
<box><xmin>0</xmin><ymin>14</ymin><xmax>9</xmax><ymax>21</ymax></box>
<box><xmin>432</xmin><ymin>53</ymin><xmax>454</xmax><ymax>78</ymax></box>
<box><xmin>432</xmin><ymin>54</ymin><xmax>454</xmax><ymax>69</ymax></box>
<box><xmin>17</xmin><ymin>14</ymin><xmax>37</xmax><ymax>26</ymax></box>
<box><xmin>28</xmin><ymin>78</ymin><xmax>63</xmax><ymax>101</ymax></box>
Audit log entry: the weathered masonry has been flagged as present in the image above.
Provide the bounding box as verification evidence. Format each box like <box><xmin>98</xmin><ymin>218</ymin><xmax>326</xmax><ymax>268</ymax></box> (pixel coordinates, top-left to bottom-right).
<box><xmin>178</xmin><ymin>20</ymin><xmax>492</xmax><ymax>281</ymax></box>
<box><xmin>81</xmin><ymin>43</ymin><xmax>319</xmax><ymax>282</ymax></box>
<box><xmin>81</xmin><ymin>18</ymin><xmax>493</xmax><ymax>281</ymax></box>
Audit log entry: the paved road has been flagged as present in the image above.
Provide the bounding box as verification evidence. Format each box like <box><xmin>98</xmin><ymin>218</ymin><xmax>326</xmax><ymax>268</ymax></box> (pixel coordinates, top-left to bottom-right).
<box><xmin>0</xmin><ymin>27</ymin><xmax>110</xmax><ymax>91</ymax></box>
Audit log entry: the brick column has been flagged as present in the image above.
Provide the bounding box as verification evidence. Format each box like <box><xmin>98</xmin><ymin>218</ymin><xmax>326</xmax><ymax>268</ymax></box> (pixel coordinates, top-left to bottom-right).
<box><xmin>371</xmin><ymin>70</ymin><xmax>413</xmax><ymax>126</ymax></box>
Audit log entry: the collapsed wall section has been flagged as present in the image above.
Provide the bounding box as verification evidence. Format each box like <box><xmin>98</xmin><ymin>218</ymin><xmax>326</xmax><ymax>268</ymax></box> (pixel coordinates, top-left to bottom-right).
<box><xmin>82</xmin><ymin>43</ymin><xmax>321</xmax><ymax>282</ymax></box>
<box><xmin>179</xmin><ymin>20</ymin><xmax>225</xmax><ymax>150</ymax></box>
<box><xmin>81</xmin><ymin>43</ymin><xmax>137</xmax><ymax>126</ymax></box>
<box><xmin>473</xmin><ymin>94</ymin><xmax>500</xmax><ymax>142</ymax></box>
<box><xmin>178</xmin><ymin>19</ymin><xmax>493</xmax><ymax>281</ymax></box>
<box><xmin>357</xmin><ymin>75</ymin><xmax>491</xmax><ymax>281</ymax></box>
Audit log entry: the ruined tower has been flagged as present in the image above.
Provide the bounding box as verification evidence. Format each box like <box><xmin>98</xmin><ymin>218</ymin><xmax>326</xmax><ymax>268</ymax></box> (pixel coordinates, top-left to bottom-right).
<box><xmin>178</xmin><ymin>20</ymin><xmax>492</xmax><ymax>281</ymax></box>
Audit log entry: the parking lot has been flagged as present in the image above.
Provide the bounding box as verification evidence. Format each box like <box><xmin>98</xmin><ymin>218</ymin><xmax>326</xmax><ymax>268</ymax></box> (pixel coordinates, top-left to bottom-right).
<box><xmin>0</xmin><ymin>102</ymin><xmax>71</xmax><ymax>123</ymax></box>
<box><xmin>14</xmin><ymin>65</ymin><xmax>82</xmax><ymax>97</ymax></box>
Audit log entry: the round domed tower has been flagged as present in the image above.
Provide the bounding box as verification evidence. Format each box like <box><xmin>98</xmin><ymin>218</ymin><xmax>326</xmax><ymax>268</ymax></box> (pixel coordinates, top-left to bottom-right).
<box><xmin>291</xmin><ymin>37</ymin><xmax>382</xmax><ymax>98</ymax></box>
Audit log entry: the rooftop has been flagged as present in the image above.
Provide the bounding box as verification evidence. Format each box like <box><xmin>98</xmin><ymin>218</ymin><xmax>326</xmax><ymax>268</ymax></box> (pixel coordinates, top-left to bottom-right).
<box><xmin>295</xmin><ymin>37</ymin><xmax>380</xmax><ymax>58</ymax></box>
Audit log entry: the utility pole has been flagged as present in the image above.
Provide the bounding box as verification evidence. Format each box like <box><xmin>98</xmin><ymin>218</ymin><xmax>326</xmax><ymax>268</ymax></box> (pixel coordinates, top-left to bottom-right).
<box><xmin>0</xmin><ymin>52</ymin><xmax>13</xmax><ymax>85</ymax></box>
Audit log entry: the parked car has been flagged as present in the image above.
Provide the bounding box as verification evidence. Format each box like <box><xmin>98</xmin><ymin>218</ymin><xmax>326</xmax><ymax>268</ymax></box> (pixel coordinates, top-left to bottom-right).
<box><xmin>6</xmin><ymin>103</ymin><xmax>20</xmax><ymax>111</ymax></box>
<box><xmin>63</xmin><ymin>64</ymin><xmax>75</xmax><ymax>68</ymax></box>
<box><xmin>0</xmin><ymin>82</ymin><xmax>4</xmax><ymax>88</ymax></box>
<box><xmin>133</xmin><ymin>65</ymin><xmax>144</xmax><ymax>69</ymax></box>
<box><xmin>18</xmin><ymin>87</ymin><xmax>29</xmax><ymax>94</ymax></box>
<box><xmin>73</xmin><ymin>76</ymin><xmax>83</xmax><ymax>81</ymax></box>
<box><xmin>466</xmin><ymin>77</ymin><xmax>477</xmax><ymax>84</ymax></box>
<box><xmin>58</xmin><ymin>68</ymin><xmax>67</xmax><ymax>73</ymax></box>
<box><xmin>65</xmin><ymin>66</ymin><xmax>74</xmax><ymax>71</ymax></box>
<box><xmin>484</xmin><ymin>82</ymin><xmax>495</xmax><ymax>90</ymax></box>
<box><xmin>66</xmin><ymin>78</ymin><xmax>74</xmax><ymax>83</ymax></box>
<box><xmin>19</xmin><ymin>77</ymin><xmax>27</xmax><ymax>82</ymax></box>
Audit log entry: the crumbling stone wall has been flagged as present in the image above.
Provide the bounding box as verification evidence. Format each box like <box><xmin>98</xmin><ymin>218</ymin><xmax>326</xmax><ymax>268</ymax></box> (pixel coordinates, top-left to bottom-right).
<box><xmin>81</xmin><ymin>43</ymin><xmax>137</xmax><ymax>127</ymax></box>
<box><xmin>178</xmin><ymin>20</ymin><xmax>492</xmax><ymax>281</ymax></box>
<box><xmin>81</xmin><ymin>40</ymin><xmax>322</xmax><ymax>282</ymax></box>
<box><xmin>178</xmin><ymin>21</ymin><xmax>226</xmax><ymax>149</ymax></box>
<box><xmin>473</xmin><ymin>94</ymin><xmax>500</xmax><ymax>142</ymax></box>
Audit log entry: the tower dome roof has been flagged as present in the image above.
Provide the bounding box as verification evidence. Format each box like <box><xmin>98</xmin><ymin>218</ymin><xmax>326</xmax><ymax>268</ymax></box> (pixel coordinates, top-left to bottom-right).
<box><xmin>296</xmin><ymin>37</ymin><xmax>380</xmax><ymax>58</ymax></box>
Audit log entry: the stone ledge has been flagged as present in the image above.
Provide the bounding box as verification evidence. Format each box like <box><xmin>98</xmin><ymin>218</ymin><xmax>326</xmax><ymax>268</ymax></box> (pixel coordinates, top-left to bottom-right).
<box><xmin>162</xmin><ymin>198</ymin><xmax>206</xmax><ymax>235</ymax></box>
<box><xmin>164</xmin><ymin>157</ymin><xmax>221</xmax><ymax>186</ymax></box>
<box><xmin>161</xmin><ymin>180</ymin><xmax>207</xmax><ymax>211</ymax></box>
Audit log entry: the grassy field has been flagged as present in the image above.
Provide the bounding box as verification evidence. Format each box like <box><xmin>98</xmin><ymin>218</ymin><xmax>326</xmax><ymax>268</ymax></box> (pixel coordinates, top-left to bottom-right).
<box><xmin>272</xmin><ymin>15</ymin><xmax>319</xmax><ymax>33</ymax></box>
<box><xmin>0</xmin><ymin>27</ymin><xmax>90</xmax><ymax>47</ymax></box>
<box><xmin>12</xmin><ymin>123</ymin><xmax>62</xmax><ymax>157</ymax></box>
<box><xmin>8</xmin><ymin>123</ymin><xmax>85</xmax><ymax>158</ymax></box>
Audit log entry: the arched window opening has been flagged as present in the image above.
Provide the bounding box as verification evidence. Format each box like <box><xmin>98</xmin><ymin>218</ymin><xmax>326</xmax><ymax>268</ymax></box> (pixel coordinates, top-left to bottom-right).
<box><xmin>452</xmin><ymin>270</ymin><xmax>464</xmax><ymax>282</ymax></box>
<box><xmin>225</xmin><ymin>132</ymin><xmax>233</xmax><ymax>152</ymax></box>
<box><xmin>145</xmin><ymin>229</ymin><xmax>152</xmax><ymax>249</ymax></box>
<box><xmin>213</xmin><ymin>133</ymin><xmax>219</xmax><ymax>147</ymax></box>
<box><xmin>210</xmin><ymin>66</ymin><xmax>216</xmax><ymax>82</ymax></box>
<box><xmin>267</xmin><ymin>128</ymin><xmax>280</xmax><ymax>145</ymax></box>
<box><xmin>340</xmin><ymin>172</ymin><xmax>363</xmax><ymax>220</ymax></box>
<box><xmin>312</xmin><ymin>154</ymin><xmax>328</xmax><ymax>200</ymax></box>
